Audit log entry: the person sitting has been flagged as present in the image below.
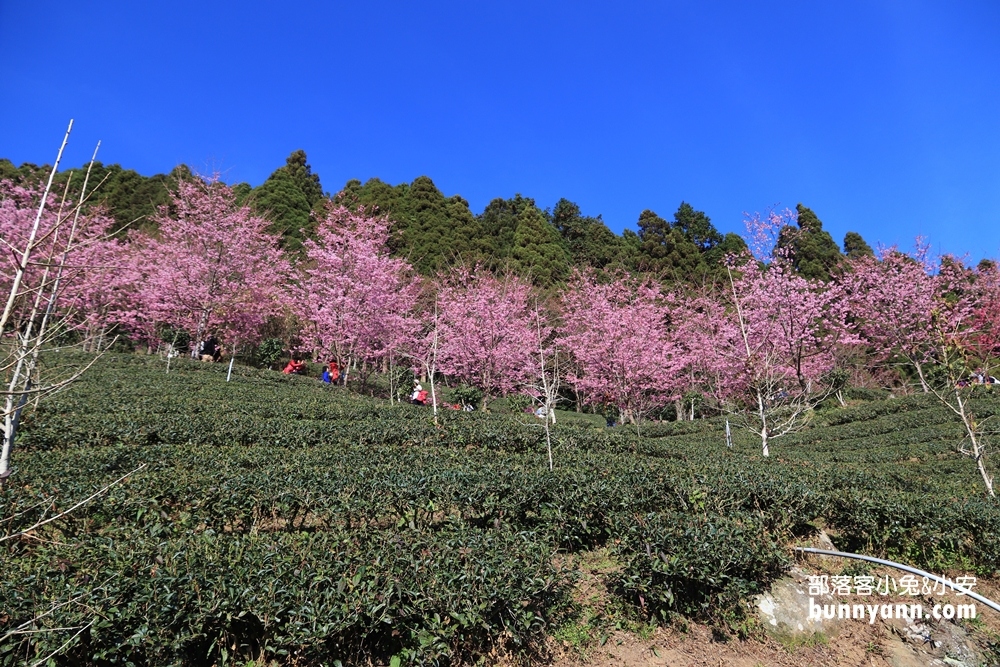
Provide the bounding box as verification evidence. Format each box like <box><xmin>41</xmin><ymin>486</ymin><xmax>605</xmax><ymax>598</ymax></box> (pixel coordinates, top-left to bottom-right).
<box><xmin>200</xmin><ymin>335</ymin><xmax>219</xmax><ymax>363</ymax></box>
<box><xmin>411</xmin><ymin>386</ymin><xmax>429</xmax><ymax>406</ymax></box>
<box><xmin>410</xmin><ymin>380</ymin><xmax>423</xmax><ymax>403</ymax></box>
<box><xmin>283</xmin><ymin>357</ymin><xmax>306</xmax><ymax>375</ymax></box>
<box><xmin>328</xmin><ymin>360</ymin><xmax>341</xmax><ymax>385</ymax></box>
<box><xmin>321</xmin><ymin>367</ymin><xmax>332</xmax><ymax>383</ymax></box>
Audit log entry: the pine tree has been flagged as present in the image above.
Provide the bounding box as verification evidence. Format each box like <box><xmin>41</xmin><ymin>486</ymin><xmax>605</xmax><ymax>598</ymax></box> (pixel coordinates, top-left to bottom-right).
<box><xmin>335</xmin><ymin>176</ymin><xmax>484</xmax><ymax>273</ymax></box>
<box><xmin>478</xmin><ymin>194</ymin><xmax>534</xmax><ymax>263</ymax></box>
<box><xmin>253</xmin><ymin>150</ymin><xmax>326</xmax><ymax>251</ymax></box>
<box><xmin>776</xmin><ymin>204</ymin><xmax>844</xmax><ymax>281</ymax></box>
<box><xmin>550</xmin><ymin>198</ymin><xmax>633</xmax><ymax>269</ymax></box>
<box><xmin>843</xmin><ymin>231</ymin><xmax>874</xmax><ymax>259</ymax></box>
<box><xmin>283</xmin><ymin>149</ymin><xmax>324</xmax><ymax>208</ymax></box>
<box><xmin>254</xmin><ymin>169</ymin><xmax>312</xmax><ymax>250</ymax></box>
<box><xmin>510</xmin><ymin>204</ymin><xmax>570</xmax><ymax>286</ymax></box>
<box><xmin>703</xmin><ymin>232</ymin><xmax>749</xmax><ymax>268</ymax></box>
<box><xmin>635</xmin><ymin>209</ymin><xmax>705</xmax><ymax>280</ymax></box>
<box><xmin>672</xmin><ymin>201</ymin><xmax>722</xmax><ymax>251</ymax></box>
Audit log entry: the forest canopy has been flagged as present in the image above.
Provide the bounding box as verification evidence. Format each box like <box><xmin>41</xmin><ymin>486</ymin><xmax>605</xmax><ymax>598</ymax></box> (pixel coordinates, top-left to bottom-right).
<box><xmin>0</xmin><ymin>151</ymin><xmax>872</xmax><ymax>288</ymax></box>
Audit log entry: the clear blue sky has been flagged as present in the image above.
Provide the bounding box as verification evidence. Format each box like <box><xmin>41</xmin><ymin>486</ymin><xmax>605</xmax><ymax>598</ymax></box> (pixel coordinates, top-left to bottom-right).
<box><xmin>2</xmin><ymin>1</ymin><xmax>999</xmax><ymax>262</ymax></box>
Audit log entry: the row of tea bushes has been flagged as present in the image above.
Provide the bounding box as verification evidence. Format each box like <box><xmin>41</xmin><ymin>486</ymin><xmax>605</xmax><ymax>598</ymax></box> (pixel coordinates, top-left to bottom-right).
<box><xmin>7</xmin><ymin>353</ymin><xmax>1000</xmax><ymax>663</ymax></box>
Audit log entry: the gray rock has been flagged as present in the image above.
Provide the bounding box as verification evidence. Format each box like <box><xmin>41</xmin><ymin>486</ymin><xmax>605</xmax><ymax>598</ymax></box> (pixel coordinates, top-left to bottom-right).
<box><xmin>756</xmin><ymin>569</ymin><xmax>845</xmax><ymax>641</ymax></box>
<box><xmin>883</xmin><ymin>613</ymin><xmax>983</xmax><ymax>667</ymax></box>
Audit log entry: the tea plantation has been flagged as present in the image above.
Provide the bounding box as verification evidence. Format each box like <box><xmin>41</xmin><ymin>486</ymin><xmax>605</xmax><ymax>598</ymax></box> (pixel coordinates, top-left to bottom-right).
<box><xmin>3</xmin><ymin>352</ymin><xmax>1000</xmax><ymax>665</ymax></box>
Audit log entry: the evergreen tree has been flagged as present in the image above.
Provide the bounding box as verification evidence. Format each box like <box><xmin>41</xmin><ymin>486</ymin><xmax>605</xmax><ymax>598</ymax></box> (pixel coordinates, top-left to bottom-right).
<box><xmin>478</xmin><ymin>194</ymin><xmax>535</xmax><ymax>263</ymax></box>
<box><xmin>672</xmin><ymin>201</ymin><xmax>722</xmax><ymax>251</ymax></box>
<box><xmin>0</xmin><ymin>159</ymin><xmax>19</xmax><ymax>181</ymax></box>
<box><xmin>254</xmin><ymin>169</ymin><xmax>312</xmax><ymax>250</ymax></box>
<box><xmin>550</xmin><ymin>198</ymin><xmax>633</xmax><ymax>269</ymax></box>
<box><xmin>337</xmin><ymin>175</ymin><xmax>484</xmax><ymax>273</ymax></box>
<box><xmin>231</xmin><ymin>182</ymin><xmax>252</xmax><ymax>207</ymax></box>
<box><xmin>253</xmin><ymin>150</ymin><xmax>326</xmax><ymax>251</ymax></box>
<box><xmin>635</xmin><ymin>209</ymin><xmax>705</xmax><ymax>280</ymax></box>
<box><xmin>92</xmin><ymin>164</ymin><xmax>193</xmax><ymax>235</ymax></box>
<box><xmin>406</xmin><ymin>176</ymin><xmax>484</xmax><ymax>271</ymax></box>
<box><xmin>843</xmin><ymin>231</ymin><xmax>874</xmax><ymax>259</ymax></box>
<box><xmin>283</xmin><ymin>149</ymin><xmax>324</xmax><ymax>207</ymax></box>
<box><xmin>703</xmin><ymin>232</ymin><xmax>750</xmax><ymax>268</ymax></box>
<box><xmin>510</xmin><ymin>203</ymin><xmax>570</xmax><ymax>286</ymax></box>
<box><xmin>0</xmin><ymin>159</ymin><xmax>45</xmax><ymax>184</ymax></box>
<box><xmin>776</xmin><ymin>204</ymin><xmax>844</xmax><ymax>281</ymax></box>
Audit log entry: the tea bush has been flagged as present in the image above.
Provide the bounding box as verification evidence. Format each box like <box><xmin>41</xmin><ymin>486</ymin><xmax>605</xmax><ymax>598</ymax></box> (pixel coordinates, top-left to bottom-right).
<box><xmin>4</xmin><ymin>352</ymin><xmax>1000</xmax><ymax>664</ymax></box>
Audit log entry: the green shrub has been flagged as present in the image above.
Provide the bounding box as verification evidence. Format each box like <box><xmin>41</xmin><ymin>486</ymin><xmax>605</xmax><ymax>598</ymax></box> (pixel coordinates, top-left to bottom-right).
<box><xmin>6</xmin><ymin>350</ymin><xmax>1000</xmax><ymax>662</ymax></box>
<box><xmin>611</xmin><ymin>511</ymin><xmax>788</xmax><ymax>625</ymax></box>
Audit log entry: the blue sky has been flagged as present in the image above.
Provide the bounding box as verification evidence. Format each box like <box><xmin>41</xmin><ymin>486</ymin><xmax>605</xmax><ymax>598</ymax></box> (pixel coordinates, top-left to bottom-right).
<box><xmin>2</xmin><ymin>1</ymin><xmax>999</xmax><ymax>261</ymax></box>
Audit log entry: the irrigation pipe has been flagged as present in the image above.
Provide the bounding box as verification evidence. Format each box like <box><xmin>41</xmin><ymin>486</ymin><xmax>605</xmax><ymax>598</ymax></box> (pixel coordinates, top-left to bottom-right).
<box><xmin>795</xmin><ymin>547</ymin><xmax>1000</xmax><ymax>615</ymax></box>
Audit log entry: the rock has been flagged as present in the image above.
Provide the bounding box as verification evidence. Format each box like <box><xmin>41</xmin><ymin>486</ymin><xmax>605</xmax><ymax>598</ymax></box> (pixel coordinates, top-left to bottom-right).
<box><xmin>756</xmin><ymin>569</ymin><xmax>845</xmax><ymax>642</ymax></box>
<box><xmin>816</xmin><ymin>529</ymin><xmax>836</xmax><ymax>551</ymax></box>
<box><xmin>882</xmin><ymin>614</ymin><xmax>983</xmax><ymax>667</ymax></box>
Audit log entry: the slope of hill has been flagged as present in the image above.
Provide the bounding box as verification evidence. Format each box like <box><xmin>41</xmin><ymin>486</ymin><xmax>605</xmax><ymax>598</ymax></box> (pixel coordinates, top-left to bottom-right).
<box><xmin>4</xmin><ymin>352</ymin><xmax>999</xmax><ymax>665</ymax></box>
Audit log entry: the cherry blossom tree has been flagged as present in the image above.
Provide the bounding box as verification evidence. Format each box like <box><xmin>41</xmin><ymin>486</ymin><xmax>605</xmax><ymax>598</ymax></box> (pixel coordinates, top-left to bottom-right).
<box><xmin>718</xmin><ymin>257</ymin><xmax>851</xmax><ymax>455</ymax></box>
<box><xmin>968</xmin><ymin>261</ymin><xmax>1000</xmax><ymax>363</ymax></box>
<box><xmin>927</xmin><ymin>259</ymin><xmax>995</xmax><ymax>496</ymax></box>
<box><xmin>847</xmin><ymin>247</ymin><xmax>995</xmax><ymax>496</ymax></box>
<box><xmin>698</xmin><ymin>210</ymin><xmax>853</xmax><ymax>456</ymax></box>
<box><xmin>0</xmin><ymin>183</ymin><xmax>78</xmax><ymax>329</ymax></box>
<box><xmin>841</xmin><ymin>240</ymin><xmax>940</xmax><ymax>392</ymax></box>
<box><xmin>296</xmin><ymin>205</ymin><xmax>420</xmax><ymax>386</ymax></box>
<box><xmin>128</xmin><ymin>177</ymin><xmax>289</xmax><ymax>354</ymax></box>
<box><xmin>671</xmin><ymin>290</ymin><xmax>739</xmax><ymax>416</ymax></box>
<box><xmin>559</xmin><ymin>270</ymin><xmax>684</xmax><ymax>428</ymax></box>
<box><xmin>1</xmin><ymin>125</ymin><xmax>111</xmax><ymax>479</ymax></box>
<box><xmin>435</xmin><ymin>267</ymin><xmax>538</xmax><ymax>410</ymax></box>
<box><xmin>527</xmin><ymin>300</ymin><xmax>561</xmax><ymax>469</ymax></box>
<box><xmin>56</xmin><ymin>229</ymin><xmax>139</xmax><ymax>352</ymax></box>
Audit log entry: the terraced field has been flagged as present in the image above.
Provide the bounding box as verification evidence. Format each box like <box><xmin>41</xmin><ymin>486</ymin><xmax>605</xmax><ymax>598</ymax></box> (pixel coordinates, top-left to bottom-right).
<box><xmin>3</xmin><ymin>352</ymin><xmax>999</xmax><ymax>665</ymax></box>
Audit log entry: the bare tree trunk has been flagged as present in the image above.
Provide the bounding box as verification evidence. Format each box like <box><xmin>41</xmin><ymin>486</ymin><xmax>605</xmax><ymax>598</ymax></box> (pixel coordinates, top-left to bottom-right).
<box><xmin>0</xmin><ymin>123</ymin><xmax>72</xmax><ymax>334</ymax></box>
<box><xmin>534</xmin><ymin>308</ymin><xmax>556</xmax><ymax>470</ymax></box>
<box><xmin>954</xmin><ymin>390</ymin><xmax>994</xmax><ymax>497</ymax></box>
<box><xmin>914</xmin><ymin>361</ymin><xmax>930</xmax><ymax>393</ymax></box>
<box><xmin>0</xmin><ymin>123</ymin><xmax>110</xmax><ymax>480</ymax></box>
<box><xmin>757</xmin><ymin>389</ymin><xmax>770</xmax><ymax>458</ymax></box>
<box><xmin>429</xmin><ymin>303</ymin><xmax>439</xmax><ymax>422</ymax></box>
<box><xmin>165</xmin><ymin>330</ymin><xmax>180</xmax><ymax>374</ymax></box>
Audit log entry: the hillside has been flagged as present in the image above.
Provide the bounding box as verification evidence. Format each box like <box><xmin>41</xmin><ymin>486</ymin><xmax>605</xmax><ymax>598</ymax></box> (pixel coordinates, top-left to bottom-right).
<box><xmin>3</xmin><ymin>352</ymin><xmax>1000</xmax><ymax>665</ymax></box>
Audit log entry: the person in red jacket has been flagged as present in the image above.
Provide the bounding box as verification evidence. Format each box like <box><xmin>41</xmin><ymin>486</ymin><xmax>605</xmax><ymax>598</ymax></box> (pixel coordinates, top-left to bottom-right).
<box><xmin>283</xmin><ymin>357</ymin><xmax>306</xmax><ymax>375</ymax></box>
<box><xmin>409</xmin><ymin>380</ymin><xmax>429</xmax><ymax>405</ymax></box>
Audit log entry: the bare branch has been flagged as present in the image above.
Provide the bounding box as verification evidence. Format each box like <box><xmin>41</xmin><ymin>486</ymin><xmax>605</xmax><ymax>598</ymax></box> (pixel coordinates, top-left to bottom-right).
<box><xmin>0</xmin><ymin>464</ymin><xmax>147</xmax><ymax>542</ymax></box>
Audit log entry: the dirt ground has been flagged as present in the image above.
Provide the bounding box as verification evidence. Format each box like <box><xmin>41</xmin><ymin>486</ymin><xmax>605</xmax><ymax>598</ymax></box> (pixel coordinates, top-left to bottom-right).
<box><xmin>543</xmin><ymin>551</ymin><xmax>1000</xmax><ymax>667</ymax></box>
<box><xmin>547</xmin><ymin>611</ymin><xmax>1000</xmax><ymax>666</ymax></box>
<box><xmin>550</xmin><ymin>622</ymin><xmax>885</xmax><ymax>667</ymax></box>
